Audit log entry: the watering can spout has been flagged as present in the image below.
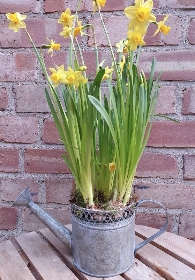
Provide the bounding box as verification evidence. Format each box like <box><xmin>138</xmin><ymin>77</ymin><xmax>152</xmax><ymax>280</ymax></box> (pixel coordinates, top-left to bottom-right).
<box><xmin>13</xmin><ymin>187</ymin><xmax>72</xmax><ymax>248</ymax></box>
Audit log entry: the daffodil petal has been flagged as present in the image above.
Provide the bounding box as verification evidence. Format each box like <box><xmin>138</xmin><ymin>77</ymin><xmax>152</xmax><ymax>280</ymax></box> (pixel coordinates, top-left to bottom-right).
<box><xmin>49</xmin><ymin>68</ymin><xmax>57</xmax><ymax>73</ymax></box>
<box><xmin>17</xmin><ymin>13</ymin><xmax>27</xmax><ymax>21</ymax></box>
<box><xmin>128</xmin><ymin>18</ymin><xmax>140</xmax><ymax>30</ymax></box>
<box><xmin>143</xmin><ymin>0</ymin><xmax>153</xmax><ymax>11</ymax></box>
<box><xmin>148</xmin><ymin>13</ymin><xmax>156</xmax><ymax>22</ymax></box>
<box><xmin>153</xmin><ymin>29</ymin><xmax>160</xmax><ymax>36</ymax></box>
<box><xmin>135</xmin><ymin>0</ymin><xmax>144</xmax><ymax>7</ymax></box>
<box><xmin>9</xmin><ymin>22</ymin><xmax>18</xmax><ymax>32</ymax></box>
<box><xmin>18</xmin><ymin>22</ymin><xmax>26</xmax><ymax>28</ymax></box>
<box><xmin>124</xmin><ymin>7</ymin><xmax>137</xmax><ymax>19</ymax></box>
<box><xmin>163</xmin><ymin>14</ymin><xmax>169</xmax><ymax>22</ymax></box>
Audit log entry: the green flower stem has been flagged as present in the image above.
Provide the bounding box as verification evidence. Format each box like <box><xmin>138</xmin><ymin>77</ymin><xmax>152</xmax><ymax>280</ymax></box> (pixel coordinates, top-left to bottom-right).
<box><xmin>25</xmin><ymin>29</ymin><xmax>48</xmax><ymax>80</ymax></box>
<box><xmin>25</xmin><ymin>29</ymin><xmax>62</xmax><ymax>120</ymax></box>
<box><xmin>122</xmin><ymin>170</ymin><xmax>136</xmax><ymax>205</ymax></box>
<box><xmin>75</xmin><ymin>37</ymin><xmax>84</xmax><ymax>65</ymax></box>
<box><xmin>136</xmin><ymin>45</ymin><xmax>142</xmax><ymax>66</ymax></box>
<box><xmin>89</xmin><ymin>24</ymin><xmax>99</xmax><ymax>72</ymax></box>
<box><xmin>75</xmin><ymin>0</ymin><xmax>83</xmax><ymax>17</ymax></box>
<box><xmin>112</xmin><ymin>188</ymin><xmax>118</xmax><ymax>202</ymax></box>
<box><xmin>97</xmin><ymin>8</ymin><xmax>121</xmax><ymax>91</ymax></box>
<box><xmin>70</xmin><ymin>35</ymin><xmax>79</xmax><ymax>68</ymax></box>
<box><xmin>69</xmin><ymin>0</ymin><xmax>83</xmax><ymax>68</ymax></box>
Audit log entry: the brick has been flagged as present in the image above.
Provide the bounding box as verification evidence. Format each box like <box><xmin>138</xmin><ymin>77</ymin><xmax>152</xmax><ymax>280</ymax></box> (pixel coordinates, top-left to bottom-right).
<box><xmin>0</xmin><ymin>207</ymin><xmax>18</xmax><ymax>230</ymax></box>
<box><xmin>156</xmin><ymin>0</ymin><xmax>195</xmax><ymax>8</ymax></box>
<box><xmin>136</xmin><ymin>152</ymin><xmax>178</xmax><ymax>179</ymax></box>
<box><xmin>45</xmin><ymin>0</ymin><xmax>127</xmax><ymax>13</ymax></box>
<box><xmin>1</xmin><ymin>18</ymin><xmax>68</xmax><ymax>48</ymax></box>
<box><xmin>0</xmin><ymin>52</ymin><xmax>37</xmax><ymax>82</ymax></box>
<box><xmin>81</xmin><ymin>51</ymin><xmax>100</xmax><ymax>78</ymax></box>
<box><xmin>139</xmin><ymin>50</ymin><xmax>195</xmax><ymax>81</ymax></box>
<box><xmin>153</xmin><ymin>0</ymin><xmax>160</xmax><ymax>7</ymax></box>
<box><xmin>145</xmin><ymin>15</ymin><xmax>181</xmax><ymax>46</ymax></box>
<box><xmin>78</xmin><ymin>51</ymin><xmax>112</xmax><ymax>79</ymax></box>
<box><xmin>134</xmin><ymin>183</ymin><xmax>195</xmax><ymax>209</ymax></box>
<box><xmin>0</xmin><ymin>20</ymin><xmax>22</xmax><ymax>48</ymax></box>
<box><xmin>0</xmin><ymin>148</ymin><xmax>19</xmax><ymax>173</ymax></box>
<box><xmin>183</xmin><ymin>155</ymin><xmax>195</xmax><ymax>180</ymax></box>
<box><xmin>46</xmin><ymin>178</ymin><xmax>74</xmax><ymax>204</ymax></box>
<box><xmin>135</xmin><ymin>212</ymin><xmax>173</xmax><ymax>232</ymax></box>
<box><xmin>44</xmin><ymin>0</ymin><xmax>83</xmax><ymax>13</ymax></box>
<box><xmin>182</xmin><ymin>88</ymin><xmax>195</xmax><ymax>115</ymax></box>
<box><xmin>88</xmin><ymin>16</ymin><xmax>129</xmax><ymax>47</ymax></box>
<box><xmin>155</xmin><ymin>86</ymin><xmax>176</xmax><ymax>114</ymax></box>
<box><xmin>22</xmin><ymin>208</ymin><xmax>71</xmax><ymax>231</ymax></box>
<box><xmin>21</xmin><ymin>18</ymin><xmax>47</xmax><ymax>47</ymax></box>
<box><xmin>188</xmin><ymin>18</ymin><xmax>195</xmax><ymax>45</ymax></box>
<box><xmin>0</xmin><ymin>0</ymin><xmax>41</xmax><ymax>13</ymax></box>
<box><xmin>84</xmin><ymin>0</ymin><xmax>127</xmax><ymax>11</ymax></box>
<box><xmin>0</xmin><ymin>87</ymin><xmax>8</xmax><ymax>111</ymax></box>
<box><xmin>24</xmin><ymin>148</ymin><xmax>70</xmax><ymax>174</ymax></box>
<box><xmin>42</xmin><ymin>119</ymin><xmax>62</xmax><ymax>144</ymax></box>
<box><xmin>179</xmin><ymin>214</ymin><xmax>195</xmax><ymax>239</ymax></box>
<box><xmin>44</xmin><ymin>51</ymin><xmax>68</xmax><ymax>73</ymax></box>
<box><xmin>148</xmin><ymin>121</ymin><xmax>195</xmax><ymax>148</ymax></box>
<box><xmin>1</xmin><ymin>179</ymin><xmax>39</xmax><ymax>202</ymax></box>
<box><xmin>20</xmin><ymin>18</ymin><xmax>69</xmax><ymax>48</ymax></box>
<box><xmin>15</xmin><ymin>52</ymin><xmax>36</xmax><ymax>72</ymax></box>
<box><xmin>127</xmin><ymin>0</ymin><xmax>161</xmax><ymax>8</ymax></box>
<box><xmin>14</xmin><ymin>85</ymin><xmax>50</xmax><ymax>113</ymax></box>
<box><xmin>0</xmin><ymin>116</ymin><xmax>38</xmax><ymax>143</ymax></box>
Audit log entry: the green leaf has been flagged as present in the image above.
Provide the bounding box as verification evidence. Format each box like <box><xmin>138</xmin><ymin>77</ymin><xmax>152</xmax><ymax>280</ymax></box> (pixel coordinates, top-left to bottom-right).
<box><xmin>88</xmin><ymin>96</ymin><xmax>117</xmax><ymax>148</ymax></box>
<box><xmin>93</xmin><ymin>69</ymin><xmax>105</xmax><ymax>87</ymax></box>
<box><xmin>155</xmin><ymin>114</ymin><xmax>180</xmax><ymax>123</ymax></box>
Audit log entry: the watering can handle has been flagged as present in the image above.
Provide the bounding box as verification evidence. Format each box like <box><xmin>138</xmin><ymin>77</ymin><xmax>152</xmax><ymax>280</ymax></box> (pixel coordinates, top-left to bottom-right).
<box><xmin>134</xmin><ymin>199</ymin><xmax>168</xmax><ymax>254</ymax></box>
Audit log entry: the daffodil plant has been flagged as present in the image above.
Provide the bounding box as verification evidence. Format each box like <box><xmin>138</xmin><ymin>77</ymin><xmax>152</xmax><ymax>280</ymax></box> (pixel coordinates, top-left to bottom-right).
<box><xmin>6</xmin><ymin>0</ymin><xmax>171</xmax><ymax>208</ymax></box>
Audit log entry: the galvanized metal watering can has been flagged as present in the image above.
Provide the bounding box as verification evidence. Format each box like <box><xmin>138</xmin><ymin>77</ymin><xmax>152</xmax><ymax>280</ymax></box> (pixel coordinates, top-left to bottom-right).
<box><xmin>13</xmin><ymin>187</ymin><xmax>168</xmax><ymax>278</ymax></box>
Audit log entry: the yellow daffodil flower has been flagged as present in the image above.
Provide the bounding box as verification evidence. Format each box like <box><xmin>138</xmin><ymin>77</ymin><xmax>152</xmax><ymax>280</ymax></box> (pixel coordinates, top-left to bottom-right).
<box><xmin>65</xmin><ymin>67</ymin><xmax>88</xmax><ymax>87</ymax></box>
<box><xmin>102</xmin><ymin>66</ymin><xmax>113</xmax><ymax>80</ymax></box>
<box><xmin>153</xmin><ymin>15</ymin><xmax>171</xmax><ymax>36</ymax></box>
<box><xmin>47</xmin><ymin>39</ymin><xmax>60</xmax><ymax>57</ymax></box>
<box><xmin>58</xmin><ymin>8</ymin><xmax>75</xmax><ymax>27</ymax></box>
<box><xmin>60</xmin><ymin>26</ymin><xmax>72</xmax><ymax>38</ymax></box>
<box><xmin>124</xmin><ymin>0</ymin><xmax>156</xmax><ymax>32</ymax></box>
<box><xmin>59</xmin><ymin>20</ymin><xmax>86</xmax><ymax>38</ymax></box>
<box><xmin>6</xmin><ymin>12</ymin><xmax>27</xmax><ymax>32</ymax></box>
<box><xmin>123</xmin><ymin>46</ymin><xmax>128</xmax><ymax>54</ymax></box>
<box><xmin>126</xmin><ymin>27</ymin><xmax>146</xmax><ymax>51</ymax></box>
<box><xmin>119</xmin><ymin>55</ymin><xmax>126</xmax><ymax>72</ymax></box>
<box><xmin>93</xmin><ymin>0</ymin><xmax>106</xmax><ymax>12</ymax></box>
<box><xmin>74</xmin><ymin>21</ymin><xmax>86</xmax><ymax>37</ymax></box>
<box><xmin>49</xmin><ymin>65</ymin><xmax>67</xmax><ymax>87</ymax></box>
<box><xmin>109</xmin><ymin>163</ymin><xmax>116</xmax><ymax>171</ymax></box>
<box><xmin>116</xmin><ymin>40</ymin><xmax>128</xmax><ymax>54</ymax></box>
<box><xmin>79</xmin><ymin>65</ymin><xmax>87</xmax><ymax>71</ymax></box>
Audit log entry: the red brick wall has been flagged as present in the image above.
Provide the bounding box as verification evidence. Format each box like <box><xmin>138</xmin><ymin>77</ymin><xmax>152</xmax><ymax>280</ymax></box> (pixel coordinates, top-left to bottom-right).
<box><xmin>0</xmin><ymin>0</ymin><xmax>195</xmax><ymax>241</ymax></box>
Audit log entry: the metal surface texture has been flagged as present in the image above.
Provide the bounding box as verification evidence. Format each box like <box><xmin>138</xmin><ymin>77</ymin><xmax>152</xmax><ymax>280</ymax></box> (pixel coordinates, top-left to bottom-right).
<box><xmin>71</xmin><ymin>206</ymin><xmax>136</xmax><ymax>277</ymax></box>
<box><xmin>71</xmin><ymin>201</ymin><xmax>168</xmax><ymax>277</ymax></box>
